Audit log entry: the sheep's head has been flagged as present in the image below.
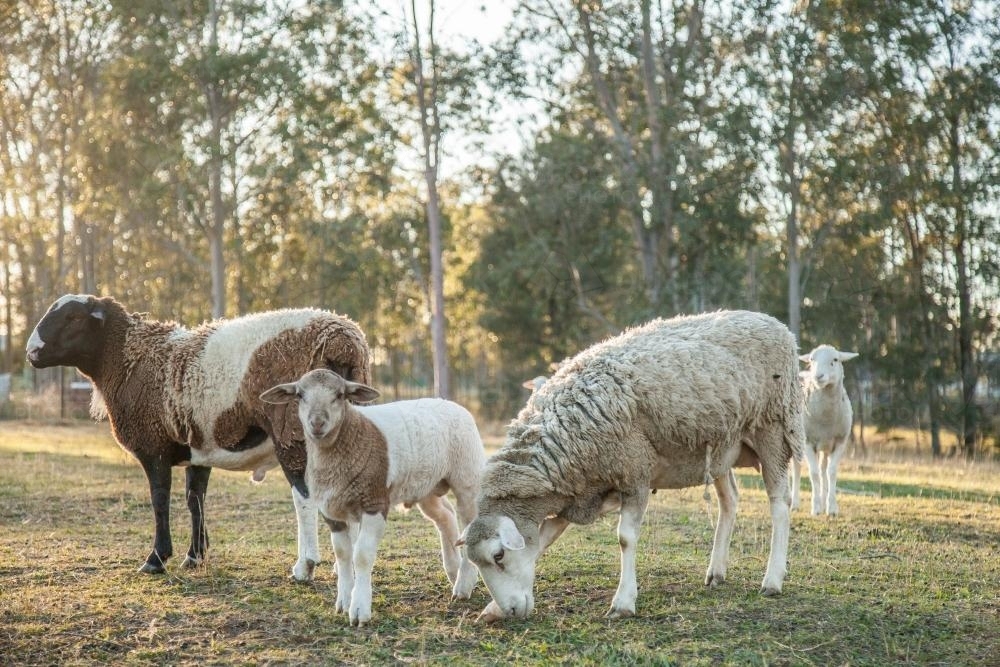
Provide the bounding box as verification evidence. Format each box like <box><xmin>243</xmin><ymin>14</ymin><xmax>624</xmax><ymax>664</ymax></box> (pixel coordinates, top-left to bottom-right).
<box><xmin>457</xmin><ymin>514</ymin><xmax>539</xmax><ymax>622</ymax></box>
<box><xmin>799</xmin><ymin>345</ymin><xmax>858</xmax><ymax>389</ymax></box>
<box><xmin>259</xmin><ymin>369</ymin><xmax>380</xmax><ymax>441</ymax></box>
<box><xmin>26</xmin><ymin>294</ymin><xmax>110</xmax><ymax>372</ymax></box>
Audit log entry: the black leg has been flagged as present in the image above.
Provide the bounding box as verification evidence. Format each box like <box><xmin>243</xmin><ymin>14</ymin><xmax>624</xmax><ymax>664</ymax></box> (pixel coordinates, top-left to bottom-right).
<box><xmin>183</xmin><ymin>465</ymin><xmax>212</xmax><ymax>568</ymax></box>
<box><xmin>137</xmin><ymin>455</ymin><xmax>173</xmax><ymax>574</ymax></box>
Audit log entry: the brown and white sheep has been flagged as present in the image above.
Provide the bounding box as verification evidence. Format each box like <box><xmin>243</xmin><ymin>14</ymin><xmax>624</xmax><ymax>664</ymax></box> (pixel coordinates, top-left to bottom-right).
<box><xmin>261</xmin><ymin>369</ymin><xmax>485</xmax><ymax>626</ymax></box>
<box><xmin>26</xmin><ymin>294</ymin><xmax>370</xmax><ymax>578</ymax></box>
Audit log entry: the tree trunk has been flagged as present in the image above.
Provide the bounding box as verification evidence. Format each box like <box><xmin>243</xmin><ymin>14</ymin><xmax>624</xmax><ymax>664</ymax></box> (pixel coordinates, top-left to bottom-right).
<box><xmin>411</xmin><ymin>0</ymin><xmax>449</xmax><ymax>399</ymax></box>
<box><xmin>950</xmin><ymin>115</ymin><xmax>977</xmax><ymax>459</ymax></box>
<box><xmin>207</xmin><ymin>0</ymin><xmax>226</xmax><ymax>319</ymax></box>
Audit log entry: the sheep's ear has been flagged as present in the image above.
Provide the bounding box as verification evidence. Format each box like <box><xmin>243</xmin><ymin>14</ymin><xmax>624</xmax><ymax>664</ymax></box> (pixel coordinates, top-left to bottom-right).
<box><xmin>497</xmin><ymin>516</ymin><xmax>526</xmax><ymax>551</ymax></box>
<box><xmin>839</xmin><ymin>351</ymin><xmax>859</xmax><ymax>362</ymax></box>
<box><xmin>455</xmin><ymin>524</ymin><xmax>469</xmax><ymax>547</ymax></box>
<box><xmin>521</xmin><ymin>379</ymin><xmax>536</xmax><ymax>390</ymax></box>
<box><xmin>798</xmin><ymin>353</ymin><xmax>811</xmax><ymax>363</ymax></box>
<box><xmin>345</xmin><ymin>381</ymin><xmax>380</xmax><ymax>404</ymax></box>
<box><xmin>88</xmin><ymin>299</ymin><xmax>105</xmax><ymax>323</ymax></box>
<box><xmin>259</xmin><ymin>383</ymin><xmax>299</xmax><ymax>404</ymax></box>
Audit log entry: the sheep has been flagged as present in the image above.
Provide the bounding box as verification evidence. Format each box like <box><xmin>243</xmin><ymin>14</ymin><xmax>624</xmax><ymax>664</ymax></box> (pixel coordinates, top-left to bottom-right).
<box><xmin>791</xmin><ymin>345</ymin><xmax>859</xmax><ymax>516</ymax></box>
<box><xmin>521</xmin><ymin>376</ymin><xmax>548</xmax><ymax>392</ymax></box>
<box><xmin>457</xmin><ymin>310</ymin><xmax>804</xmax><ymax>622</ymax></box>
<box><xmin>260</xmin><ymin>369</ymin><xmax>485</xmax><ymax>627</ymax></box>
<box><xmin>25</xmin><ymin>294</ymin><xmax>371</xmax><ymax>579</ymax></box>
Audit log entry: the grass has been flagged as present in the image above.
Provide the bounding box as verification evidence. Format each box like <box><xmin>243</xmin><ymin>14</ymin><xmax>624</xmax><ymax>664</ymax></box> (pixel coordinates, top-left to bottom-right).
<box><xmin>1</xmin><ymin>421</ymin><xmax>999</xmax><ymax>666</ymax></box>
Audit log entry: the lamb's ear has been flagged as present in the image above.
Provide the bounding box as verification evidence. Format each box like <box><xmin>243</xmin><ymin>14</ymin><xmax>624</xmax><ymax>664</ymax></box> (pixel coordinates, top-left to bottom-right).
<box><xmin>838</xmin><ymin>351</ymin><xmax>859</xmax><ymax>362</ymax></box>
<box><xmin>259</xmin><ymin>383</ymin><xmax>299</xmax><ymax>404</ymax></box>
<box><xmin>798</xmin><ymin>353</ymin><xmax>811</xmax><ymax>363</ymax></box>
<box><xmin>345</xmin><ymin>381</ymin><xmax>380</xmax><ymax>404</ymax></box>
<box><xmin>497</xmin><ymin>516</ymin><xmax>526</xmax><ymax>551</ymax></box>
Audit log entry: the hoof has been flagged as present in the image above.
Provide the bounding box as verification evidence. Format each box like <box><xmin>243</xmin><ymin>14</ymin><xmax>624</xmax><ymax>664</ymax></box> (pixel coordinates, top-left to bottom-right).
<box><xmin>705</xmin><ymin>573</ymin><xmax>726</xmax><ymax>588</ymax></box>
<box><xmin>138</xmin><ymin>561</ymin><xmax>166</xmax><ymax>575</ymax></box>
<box><xmin>761</xmin><ymin>586</ymin><xmax>782</xmax><ymax>597</ymax></box>
<box><xmin>290</xmin><ymin>559</ymin><xmax>316</xmax><ymax>583</ymax></box>
<box><xmin>181</xmin><ymin>555</ymin><xmax>204</xmax><ymax>569</ymax></box>
<box><xmin>606</xmin><ymin>607</ymin><xmax>635</xmax><ymax>620</ymax></box>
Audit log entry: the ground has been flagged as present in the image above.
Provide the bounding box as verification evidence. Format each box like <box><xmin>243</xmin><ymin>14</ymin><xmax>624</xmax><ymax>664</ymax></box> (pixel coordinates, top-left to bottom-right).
<box><xmin>1</xmin><ymin>421</ymin><xmax>998</xmax><ymax>666</ymax></box>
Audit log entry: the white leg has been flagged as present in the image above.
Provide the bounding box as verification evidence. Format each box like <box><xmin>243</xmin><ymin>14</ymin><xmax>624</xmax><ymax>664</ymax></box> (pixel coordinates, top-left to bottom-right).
<box><xmin>450</xmin><ymin>487</ymin><xmax>481</xmax><ymax>600</ymax></box>
<box><xmin>789</xmin><ymin>457</ymin><xmax>801</xmax><ymax>510</ymax></box>
<box><xmin>416</xmin><ymin>495</ymin><xmax>461</xmax><ymax>585</ymax></box>
<box><xmin>803</xmin><ymin>445</ymin><xmax>823</xmax><ymax>516</ymax></box>
<box><xmin>608</xmin><ymin>490</ymin><xmax>649</xmax><ymax>618</ymax></box>
<box><xmin>760</xmin><ymin>468</ymin><xmax>791</xmax><ymax>596</ymax></box>
<box><xmin>538</xmin><ymin>516</ymin><xmax>571</xmax><ymax>554</ymax></box>
<box><xmin>706</xmin><ymin>470</ymin><xmax>739</xmax><ymax>587</ymax></box>
<box><xmin>826</xmin><ymin>439</ymin><xmax>848</xmax><ymax>515</ymax></box>
<box><xmin>349</xmin><ymin>512</ymin><xmax>386</xmax><ymax>627</ymax></box>
<box><xmin>329</xmin><ymin>519</ymin><xmax>356</xmax><ymax>614</ymax></box>
<box><xmin>291</xmin><ymin>487</ymin><xmax>320</xmax><ymax>582</ymax></box>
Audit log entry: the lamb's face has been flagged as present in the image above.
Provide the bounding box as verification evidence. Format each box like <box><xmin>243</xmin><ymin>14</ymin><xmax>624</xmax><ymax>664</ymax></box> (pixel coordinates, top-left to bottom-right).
<box><xmin>259</xmin><ymin>369</ymin><xmax>380</xmax><ymax>440</ymax></box>
<box><xmin>799</xmin><ymin>345</ymin><xmax>858</xmax><ymax>389</ymax></box>
<box><xmin>461</xmin><ymin>514</ymin><xmax>539</xmax><ymax>622</ymax></box>
<box><xmin>26</xmin><ymin>294</ymin><xmax>106</xmax><ymax>369</ymax></box>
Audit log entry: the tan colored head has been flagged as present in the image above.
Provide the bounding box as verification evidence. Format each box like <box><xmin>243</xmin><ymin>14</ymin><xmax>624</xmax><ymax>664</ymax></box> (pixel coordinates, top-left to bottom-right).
<box><xmin>260</xmin><ymin>369</ymin><xmax>380</xmax><ymax>441</ymax></box>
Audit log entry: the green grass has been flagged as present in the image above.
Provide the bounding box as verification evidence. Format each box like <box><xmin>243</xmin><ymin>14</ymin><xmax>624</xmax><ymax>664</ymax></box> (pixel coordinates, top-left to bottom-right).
<box><xmin>1</xmin><ymin>422</ymin><xmax>999</xmax><ymax>666</ymax></box>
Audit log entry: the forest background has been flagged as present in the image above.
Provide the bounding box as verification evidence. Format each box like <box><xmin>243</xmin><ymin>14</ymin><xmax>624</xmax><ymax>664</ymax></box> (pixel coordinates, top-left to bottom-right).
<box><xmin>1</xmin><ymin>0</ymin><xmax>998</xmax><ymax>458</ymax></box>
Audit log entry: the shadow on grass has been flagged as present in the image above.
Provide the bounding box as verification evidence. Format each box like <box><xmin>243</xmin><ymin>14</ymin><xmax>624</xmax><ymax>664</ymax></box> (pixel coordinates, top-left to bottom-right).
<box><xmin>736</xmin><ymin>472</ymin><xmax>999</xmax><ymax>506</ymax></box>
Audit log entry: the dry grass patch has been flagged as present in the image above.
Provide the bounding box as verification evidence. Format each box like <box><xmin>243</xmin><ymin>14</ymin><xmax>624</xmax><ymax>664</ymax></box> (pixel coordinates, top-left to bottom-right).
<box><xmin>1</xmin><ymin>421</ymin><xmax>998</xmax><ymax>665</ymax></box>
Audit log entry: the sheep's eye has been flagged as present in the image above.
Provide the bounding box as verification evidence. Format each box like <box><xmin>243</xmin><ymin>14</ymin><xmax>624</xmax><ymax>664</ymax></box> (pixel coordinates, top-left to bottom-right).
<box><xmin>492</xmin><ymin>550</ymin><xmax>504</xmax><ymax>570</ymax></box>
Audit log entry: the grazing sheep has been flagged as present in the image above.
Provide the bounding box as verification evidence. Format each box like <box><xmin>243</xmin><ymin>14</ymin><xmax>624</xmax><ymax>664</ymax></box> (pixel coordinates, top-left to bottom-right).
<box><xmin>458</xmin><ymin>310</ymin><xmax>804</xmax><ymax>622</ymax></box>
<box><xmin>260</xmin><ymin>369</ymin><xmax>485</xmax><ymax>627</ymax></box>
<box><xmin>791</xmin><ymin>345</ymin><xmax>858</xmax><ymax>515</ymax></box>
<box><xmin>26</xmin><ymin>294</ymin><xmax>370</xmax><ymax>578</ymax></box>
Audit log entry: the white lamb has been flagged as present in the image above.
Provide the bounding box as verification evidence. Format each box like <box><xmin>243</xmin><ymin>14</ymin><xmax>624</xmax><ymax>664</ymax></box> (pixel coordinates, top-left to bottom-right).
<box><xmin>791</xmin><ymin>345</ymin><xmax>859</xmax><ymax>515</ymax></box>
<box><xmin>260</xmin><ymin>369</ymin><xmax>485</xmax><ymax>627</ymax></box>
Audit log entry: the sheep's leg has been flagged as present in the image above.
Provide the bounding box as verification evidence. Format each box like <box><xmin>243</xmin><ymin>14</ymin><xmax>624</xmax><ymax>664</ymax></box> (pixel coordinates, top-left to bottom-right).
<box><xmin>417</xmin><ymin>495</ymin><xmax>461</xmax><ymax>586</ymax></box>
<box><xmin>538</xmin><ymin>516</ymin><xmax>570</xmax><ymax>554</ymax></box>
<box><xmin>789</xmin><ymin>457</ymin><xmax>801</xmax><ymax>510</ymax></box>
<box><xmin>607</xmin><ymin>490</ymin><xmax>649</xmax><ymax>619</ymax></box>
<box><xmin>137</xmin><ymin>455</ymin><xmax>173</xmax><ymax>574</ymax></box>
<box><xmin>290</xmin><ymin>486</ymin><xmax>321</xmax><ymax>582</ymax></box>
<box><xmin>350</xmin><ymin>511</ymin><xmax>386</xmax><ymax>627</ymax></box>
<box><xmin>803</xmin><ymin>444</ymin><xmax>824</xmax><ymax>516</ymax></box>
<box><xmin>825</xmin><ymin>439</ymin><xmax>848</xmax><ymax>516</ymax></box>
<box><xmin>758</xmin><ymin>450</ymin><xmax>791</xmax><ymax>596</ymax></box>
<box><xmin>705</xmin><ymin>469</ymin><xmax>739</xmax><ymax>588</ymax></box>
<box><xmin>182</xmin><ymin>465</ymin><xmax>212</xmax><ymax>568</ymax></box>
<box><xmin>449</xmin><ymin>486</ymin><xmax>482</xmax><ymax>600</ymax></box>
<box><xmin>327</xmin><ymin>518</ymin><xmax>356</xmax><ymax>614</ymax></box>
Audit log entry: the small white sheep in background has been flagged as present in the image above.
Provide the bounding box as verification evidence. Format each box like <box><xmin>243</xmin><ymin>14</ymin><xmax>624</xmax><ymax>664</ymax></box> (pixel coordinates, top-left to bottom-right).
<box><xmin>791</xmin><ymin>345</ymin><xmax>859</xmax><ymax>515</ymax></box>
<box><xmin>261</xmin><ymin>369</ymin><xmax>485</xmax><ymax>627</ymax></box>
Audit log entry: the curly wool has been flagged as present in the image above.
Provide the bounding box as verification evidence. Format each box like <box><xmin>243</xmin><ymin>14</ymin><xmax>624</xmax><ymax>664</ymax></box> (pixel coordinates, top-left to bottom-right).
<box><xmin>482</xmin><ymin>310</ymin><xmax>804</xmax><ymax>521</ymax></box>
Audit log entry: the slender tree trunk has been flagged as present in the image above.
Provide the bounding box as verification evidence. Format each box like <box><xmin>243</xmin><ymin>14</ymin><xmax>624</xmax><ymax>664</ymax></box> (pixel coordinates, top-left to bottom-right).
<box><xmin>207</xmin><ymin>0</ymin><xmax>226</xmax><ymax>319</ymax></box>
<box><xmin>576</xmin><ymin>5</ymin><xmax>661</xmax><ymax>309</ymax></box>
<box><xmin>949</xmin><ymin>115</ymin><xmax>977</xmax><ymax>459</ymax></box>
<box><xmin>782</xmin><ymin>124</ymin><xmax>802</xmax><ymax>343</ymax></box>
<box><xmin>410</xmin><ymin>0</ymin><xmax>449</xmax><ymax>398</ymax></box>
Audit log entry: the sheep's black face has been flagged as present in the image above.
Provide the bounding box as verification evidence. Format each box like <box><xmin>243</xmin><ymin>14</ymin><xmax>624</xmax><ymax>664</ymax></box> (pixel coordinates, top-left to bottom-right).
<box><xmin>26</xmin><ymin>295</ymin><xmax>106</xmax><ymax>370</ymax></box>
